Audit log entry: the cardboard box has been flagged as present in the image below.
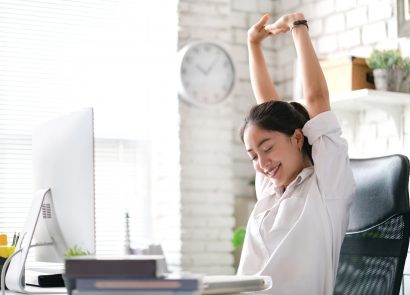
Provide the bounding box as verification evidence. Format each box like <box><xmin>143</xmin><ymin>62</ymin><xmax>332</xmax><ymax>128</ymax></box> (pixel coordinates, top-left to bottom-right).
<box><xmin>320</xmin><ymin>57</ymin><xmax>375</xmax><ymax>95</ymax></box>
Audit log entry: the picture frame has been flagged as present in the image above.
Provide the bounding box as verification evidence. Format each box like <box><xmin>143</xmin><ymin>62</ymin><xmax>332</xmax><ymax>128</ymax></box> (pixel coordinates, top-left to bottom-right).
<box><xmin>397</xmin><ymin>0</ymin><xmax>410</xmax><ymax>37</ymax></box>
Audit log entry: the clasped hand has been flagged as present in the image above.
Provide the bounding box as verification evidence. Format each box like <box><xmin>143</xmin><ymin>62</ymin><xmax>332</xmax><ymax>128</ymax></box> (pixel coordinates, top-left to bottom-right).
<box><xmin>248</xmin><ymin>12</ymin><xmax>305</xmax><ymax>44</ymax></box>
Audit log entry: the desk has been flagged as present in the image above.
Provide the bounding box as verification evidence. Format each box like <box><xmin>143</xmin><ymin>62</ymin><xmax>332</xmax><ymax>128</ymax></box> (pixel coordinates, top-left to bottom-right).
<box><xmin>6</xmin><ymin>291</ymin><xmax>272</xmax><ymax>295</ymax></box>
<box><xmin>5</xmin><ymin>288</ymin><xmax>272</xmax><ymax>295</ymax></box>
<box><xmin>3</xmin><ymin>277</ymin><xmax>272</xmax><ymax>295</ymax></box>
<box><xmin>5</xmin><ymin>286</ymin><xmax>65</xmax><ymax>294</ymax></box>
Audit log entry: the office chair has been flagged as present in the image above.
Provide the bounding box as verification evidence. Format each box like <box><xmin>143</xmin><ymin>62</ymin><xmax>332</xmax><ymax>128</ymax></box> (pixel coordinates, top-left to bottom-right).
<box><xmin>334</xmin><ymin>154</ymin><xmax>410</xmax><ymax>295</ymax></box>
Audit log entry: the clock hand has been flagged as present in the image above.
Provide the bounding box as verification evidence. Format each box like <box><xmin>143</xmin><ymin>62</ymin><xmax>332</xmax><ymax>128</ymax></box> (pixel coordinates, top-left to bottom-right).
<box><xmin>205</xmin><ymin>55</ymin><xmax>219</xmax><ymax>74</ymax></box>
<box><xmin>195</xmin><ymin>65</ymin><xmax>208</xmax><ymax>75</ymax></box>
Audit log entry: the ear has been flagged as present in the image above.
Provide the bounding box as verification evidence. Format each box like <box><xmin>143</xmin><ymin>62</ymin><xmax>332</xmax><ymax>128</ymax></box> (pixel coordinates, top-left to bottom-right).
<box><xmin>292</xmin><ymin>129</ymin><xmax>304</xmax><ymax>151</ymax></box>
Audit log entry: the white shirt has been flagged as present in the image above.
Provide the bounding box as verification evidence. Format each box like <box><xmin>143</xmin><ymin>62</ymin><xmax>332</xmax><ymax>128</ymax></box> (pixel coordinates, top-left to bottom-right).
<box><xmin>237</xmin><ymin>111</ymin><xmax>355</xmax><ymax>295</ymax></box>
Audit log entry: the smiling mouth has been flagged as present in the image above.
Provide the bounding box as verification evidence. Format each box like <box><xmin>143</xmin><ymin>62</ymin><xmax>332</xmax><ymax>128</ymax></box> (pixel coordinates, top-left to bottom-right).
<box><xmin>265</xmin><ymin>164</ymin><xmax>280</xmax><ymax>178</ymax></box>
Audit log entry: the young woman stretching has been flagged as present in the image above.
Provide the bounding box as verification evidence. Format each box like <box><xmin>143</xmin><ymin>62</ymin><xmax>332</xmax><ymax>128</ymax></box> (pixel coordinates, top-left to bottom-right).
<box><xmin>237</xmin><ymin>13</ymin><xmax>356</xmax><ymax>294</ymax></box>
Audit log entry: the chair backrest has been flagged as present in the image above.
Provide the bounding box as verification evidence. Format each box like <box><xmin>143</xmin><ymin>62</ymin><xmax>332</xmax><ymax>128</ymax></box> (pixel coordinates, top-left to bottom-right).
<box><xmin>334</xmin><ymin>154</ymin><xmax>410</xmax><ymax>295</ymax></box>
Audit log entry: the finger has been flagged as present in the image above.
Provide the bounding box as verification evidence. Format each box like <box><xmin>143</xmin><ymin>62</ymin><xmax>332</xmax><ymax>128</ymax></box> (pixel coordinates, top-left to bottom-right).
<box><xmin>253</xmin><ymin>14</ymin><xmax>270</xmax><ymax>30</ymax></box>
<box><xmin>265</xmin><ymin>27</ymin><xmax>288</xmax><ymax>35</ymax></box>
<box><xmin>263</xmin><ymin>24</ymin><xmax>276</xmax><ymax>31</ymax></box>
<box><xmin>264</xmin><ymin>24</ymin><xmax>289</xmax><ymax>33</ymax></box>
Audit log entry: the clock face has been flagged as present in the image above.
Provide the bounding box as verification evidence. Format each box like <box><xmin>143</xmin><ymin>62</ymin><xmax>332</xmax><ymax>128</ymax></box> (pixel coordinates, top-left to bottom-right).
<box><xmin>179</xmin><ymin>42</ymin><xmax>235</xmax><ymax>106</ymax></box>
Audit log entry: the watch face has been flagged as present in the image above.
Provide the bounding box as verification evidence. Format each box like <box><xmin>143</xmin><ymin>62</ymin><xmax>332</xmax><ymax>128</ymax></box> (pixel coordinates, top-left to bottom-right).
<box><xmin>179</xmin><ymin>42</ymin><xmax>235</xmax><ymax>106</ymax></box>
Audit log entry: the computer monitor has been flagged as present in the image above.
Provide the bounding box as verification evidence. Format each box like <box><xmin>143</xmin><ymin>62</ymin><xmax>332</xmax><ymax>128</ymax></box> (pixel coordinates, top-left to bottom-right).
<box><xmin>32</xmin><ymin>108</ymin><xmax>95</xmax><ymax>262</ymax></box>
<box><xmin>5</xmin><ymin>108</ymin><xmax>95</xmax><ymax>293</ymax></box>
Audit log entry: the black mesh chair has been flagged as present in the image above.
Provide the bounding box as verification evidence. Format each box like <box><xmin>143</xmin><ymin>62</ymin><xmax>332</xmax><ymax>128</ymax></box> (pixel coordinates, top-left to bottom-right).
<box><xmin>334</xmin><ymin>154</ymin><xmax>410</xmax><ymax>295</ymax></box>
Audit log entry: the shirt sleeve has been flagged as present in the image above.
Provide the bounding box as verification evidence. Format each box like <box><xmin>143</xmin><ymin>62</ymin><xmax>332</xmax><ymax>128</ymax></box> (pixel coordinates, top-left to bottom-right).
<box><xmin>255</xmin><ymin>172</ymin><xmax>272</xmax><ymax>201</ymax></box>
<box><xmin>302</xmin><ymin>111</ymin><xmax>355</xmax><ymax>200</ymax></box>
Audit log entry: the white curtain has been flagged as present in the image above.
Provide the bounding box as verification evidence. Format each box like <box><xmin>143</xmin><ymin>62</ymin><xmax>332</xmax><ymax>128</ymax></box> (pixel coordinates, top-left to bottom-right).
<box><xmin>0</xmin><ymin>0</ymin><xmax>177</xmax><ymax>256</ymax></box>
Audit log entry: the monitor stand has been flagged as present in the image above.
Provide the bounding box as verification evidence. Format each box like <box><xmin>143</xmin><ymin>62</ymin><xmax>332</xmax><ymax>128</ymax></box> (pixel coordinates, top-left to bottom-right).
<box><xmin>2</xmin><ymin>189</ymin><xmax>66</xmax><ymax>294</ymax></box>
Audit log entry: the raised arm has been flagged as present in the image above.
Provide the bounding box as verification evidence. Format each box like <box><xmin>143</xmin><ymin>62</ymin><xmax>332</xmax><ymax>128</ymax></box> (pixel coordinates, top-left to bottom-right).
<box><xmin>265</xmin><ymin>13</ymin><xmax>330</xmax><ymax>118</ymax></box>
<box><xmin>247</xmin><ymin>14</ymin><xmax>280</xmax><ymax>104</ymax></box>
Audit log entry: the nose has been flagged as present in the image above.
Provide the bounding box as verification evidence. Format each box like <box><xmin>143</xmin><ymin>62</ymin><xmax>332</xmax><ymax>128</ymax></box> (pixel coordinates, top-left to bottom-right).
<box><xmin>258</xmin><ymin>156</ymin><xmax>271</xmax><ymax>172</ymax></box>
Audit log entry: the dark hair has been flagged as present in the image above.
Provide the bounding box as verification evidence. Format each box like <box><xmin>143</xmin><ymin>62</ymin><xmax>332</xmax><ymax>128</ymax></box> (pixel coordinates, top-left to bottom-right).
<box><xmin>239</xmin><ymin>100</ymin><xmax>313</xmax><ymax>163</ymax></box>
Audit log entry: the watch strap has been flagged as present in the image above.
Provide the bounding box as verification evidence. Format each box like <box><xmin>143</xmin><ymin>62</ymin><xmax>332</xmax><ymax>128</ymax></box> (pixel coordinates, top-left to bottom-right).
<box><xmin>291</xmin><ymin>19</ymin><xmax>309</xmax><ymax>31</ymax></box>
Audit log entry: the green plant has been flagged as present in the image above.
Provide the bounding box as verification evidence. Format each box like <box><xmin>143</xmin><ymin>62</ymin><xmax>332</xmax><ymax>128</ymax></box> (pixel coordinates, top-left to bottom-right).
<box><xmin>403</xmin><ymin>57</ymin><xmax>410</xmax><ymax>77</ymax></box>
<box><xmin>64</xmin><ymin>245</ymin><xmax>91</xmax><ymax>258</ymax></box>
<box><xmin>231</xmin><ymin>227</ymin><xmax>246</xmax><ymax>250</ymax></box>
<box><xmin>366</xmin><ymin>49</ymin><xmax>404</xmax><ymax>70</ymax></box>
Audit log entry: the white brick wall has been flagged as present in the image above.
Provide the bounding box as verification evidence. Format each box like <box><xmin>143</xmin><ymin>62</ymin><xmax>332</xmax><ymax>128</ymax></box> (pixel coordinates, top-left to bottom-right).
<box><xmin>346</xmin><ymin>7</ymin><xmax>368</xmax><ymax>29</ymax></box>
<box><xmin>362</xmin><ymin>22</ymin><xmax>388</xmax><ymax>45</ymax></box>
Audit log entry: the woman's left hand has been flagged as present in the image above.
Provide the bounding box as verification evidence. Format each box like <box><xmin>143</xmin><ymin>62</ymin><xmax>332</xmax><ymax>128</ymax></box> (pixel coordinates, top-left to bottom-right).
<box><xmin>264</xmin><ymin>12</ymin><xmax>305</xmax><ymax>35</ymax></box>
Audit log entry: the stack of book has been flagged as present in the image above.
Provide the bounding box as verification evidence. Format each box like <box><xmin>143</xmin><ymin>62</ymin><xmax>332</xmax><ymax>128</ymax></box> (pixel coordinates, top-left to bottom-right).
<box><xmin>65</xmin><ymin>255</ymin><xmax>201</xmax><ymax>295</ymax></box>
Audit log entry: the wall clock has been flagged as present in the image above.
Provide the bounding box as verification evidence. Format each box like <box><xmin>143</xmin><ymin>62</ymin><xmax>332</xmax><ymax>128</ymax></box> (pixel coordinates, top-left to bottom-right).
<box><xmin>177</xmin><ymin>41</ymin><xmax>236</xmax><ymax>107</ymax></box>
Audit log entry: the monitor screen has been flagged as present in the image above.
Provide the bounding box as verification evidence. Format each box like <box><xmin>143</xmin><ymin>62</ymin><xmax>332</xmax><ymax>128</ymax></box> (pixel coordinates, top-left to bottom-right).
<box><xmin>31</xmin><ymin>108</ymin><xmax>96</xmax><ymax>262</ymax></box>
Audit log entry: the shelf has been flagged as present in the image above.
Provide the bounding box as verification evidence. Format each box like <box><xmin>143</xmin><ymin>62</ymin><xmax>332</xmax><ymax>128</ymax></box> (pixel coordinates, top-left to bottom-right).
<box><xmin>331</xmin><ymin>89</ymin><xmax>410</xmax><ymax>111</ymax></box>
<box><xmin>330</xmin><ymin>89</ymin><xmax>410</xmax><ymax>140</ymax></box>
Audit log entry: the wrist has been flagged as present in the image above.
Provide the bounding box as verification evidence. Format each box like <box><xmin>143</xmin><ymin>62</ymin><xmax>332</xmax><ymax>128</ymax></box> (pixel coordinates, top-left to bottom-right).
<box><xmin>247</xmin><ymin>38</ymin><xmax>263</xmax><ymax>47</ymax></box>
<box><xmin>286</xmin><ymin>13</ymin><xmax>305</xmax><ymax>29</ymax></box>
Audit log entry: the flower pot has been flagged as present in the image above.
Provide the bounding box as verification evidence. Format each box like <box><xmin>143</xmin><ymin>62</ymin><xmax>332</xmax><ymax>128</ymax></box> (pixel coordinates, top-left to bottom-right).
<box><xmin>373</xmin><ymin>69</ymin><xmax>403</xmax><ymax>92</ymax></box>
<box><xmin>400</xmin><ymin>77</ymin><xmax>410</xmax><ymax>93</ymax></box>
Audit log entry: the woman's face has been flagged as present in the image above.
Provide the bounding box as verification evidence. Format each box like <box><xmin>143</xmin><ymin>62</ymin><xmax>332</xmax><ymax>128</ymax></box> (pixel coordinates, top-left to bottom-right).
<box><xmin>243</xmin><ymin>123</ymin><xmax>305</xmax><ymax>189</ymax></box>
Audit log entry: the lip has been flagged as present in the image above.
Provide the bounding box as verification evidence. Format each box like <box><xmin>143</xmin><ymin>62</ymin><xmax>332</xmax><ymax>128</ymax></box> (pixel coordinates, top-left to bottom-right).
<box><xmin>265</xmin><ymin>164</ymin><xmax>280</xmax><ymax>178</ymax></box>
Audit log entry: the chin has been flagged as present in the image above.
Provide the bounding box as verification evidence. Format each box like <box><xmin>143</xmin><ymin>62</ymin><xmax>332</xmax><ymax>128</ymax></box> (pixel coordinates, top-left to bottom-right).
<box><xmin>271</xmin><ymin>178</ymin><xmax>284</xmax><ymax>187</ymax></box>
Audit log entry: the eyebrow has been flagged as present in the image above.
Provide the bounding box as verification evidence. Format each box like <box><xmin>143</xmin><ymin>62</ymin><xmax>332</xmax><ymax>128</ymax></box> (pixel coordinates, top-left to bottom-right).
<box><xmin>246</xmin><ymin>138</ymin><xmax>271</xmax><ymax>152</ymax></box>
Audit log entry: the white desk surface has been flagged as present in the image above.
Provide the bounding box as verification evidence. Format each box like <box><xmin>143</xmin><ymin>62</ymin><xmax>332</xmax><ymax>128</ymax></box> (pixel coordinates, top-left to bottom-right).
<box><xmin>5</xmin><ymin>291</ymin><xmax>271</xmax><ymax>295</ymax></box>
<box><xmin>6</xmin><ymin>291</ymin><xmax>272</xmax><ymax>295</ymax></box>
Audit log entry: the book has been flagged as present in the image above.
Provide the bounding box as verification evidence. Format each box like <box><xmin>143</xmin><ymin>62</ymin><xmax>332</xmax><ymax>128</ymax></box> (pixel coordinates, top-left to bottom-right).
<box><xmin>72</xmin><ymin>291</ymin><xmax>200</xmax><ymax>295</ymax></box>
<box><xmin>65</xmin><ymin>255</ymin><xmax>167</xmax><ymax>279</ymax></box>
<box><xmin>75</xmin><ymin>276</ymin><xmax>200</xmax><ymax>291</ymax></box>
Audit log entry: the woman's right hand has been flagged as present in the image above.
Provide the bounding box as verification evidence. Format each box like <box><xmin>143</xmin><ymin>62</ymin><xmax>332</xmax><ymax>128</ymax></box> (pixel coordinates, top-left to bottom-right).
<box><xmin>247</xmin><ymin>14</ymin><xmax>272</xmax><ymax>45</ymax></box>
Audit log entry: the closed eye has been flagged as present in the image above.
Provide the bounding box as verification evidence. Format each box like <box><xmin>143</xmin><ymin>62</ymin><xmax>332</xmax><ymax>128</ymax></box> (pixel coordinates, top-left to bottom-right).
<box><xmin>248</xmin><ymin>153</ymin><xmax>257</xmax><ymax>161</ymax></box>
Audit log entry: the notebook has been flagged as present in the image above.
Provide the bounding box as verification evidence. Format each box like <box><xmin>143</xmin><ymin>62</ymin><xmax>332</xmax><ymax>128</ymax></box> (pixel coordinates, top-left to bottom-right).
<box><xmin>202</xmin><ymin>275</ymin><xmax>271</xmax><ymax>294</ymax></box>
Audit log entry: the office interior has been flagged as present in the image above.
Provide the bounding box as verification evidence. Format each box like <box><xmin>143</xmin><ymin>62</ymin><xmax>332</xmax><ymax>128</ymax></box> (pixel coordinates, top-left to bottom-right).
<box><xmin>1</xmin><ymin>0</ymin><xmax>410</xmax><ymax>293</ymax></box>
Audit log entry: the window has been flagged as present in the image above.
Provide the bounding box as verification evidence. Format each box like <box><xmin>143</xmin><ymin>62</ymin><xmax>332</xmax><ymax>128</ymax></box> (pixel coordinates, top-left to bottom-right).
<box><xmin>0</xmin><ymin>0</ymin><xmax>177</xmax><ymax>255</ymax></box>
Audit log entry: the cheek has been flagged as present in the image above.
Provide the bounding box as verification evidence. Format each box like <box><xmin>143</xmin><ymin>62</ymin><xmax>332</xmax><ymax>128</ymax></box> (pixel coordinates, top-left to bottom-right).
<box><xmin>252</xmin><ymin>161</ymin><xmax>262</xmax><ymax>172</ymax></box>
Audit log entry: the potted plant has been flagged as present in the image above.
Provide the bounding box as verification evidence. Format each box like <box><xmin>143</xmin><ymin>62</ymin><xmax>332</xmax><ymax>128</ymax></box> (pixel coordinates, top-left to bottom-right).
<box><xmin>231</xmin><ymin>227</ymin><xmax>246</xmax><ymax>250</ymax></box>
<box><xmin>366</xmin><ymin>49</ymin><xmax>405</xmax><ymax>92</ymax></box>
<box><xmin>63</xmin><ymin>245</ymin><xmax>92</xmax><ymax>293</ymax></box>
<box><xmin>400</xmin><ymin>57</ymin><xmax>410</xmax><ymax>93</ymax></box>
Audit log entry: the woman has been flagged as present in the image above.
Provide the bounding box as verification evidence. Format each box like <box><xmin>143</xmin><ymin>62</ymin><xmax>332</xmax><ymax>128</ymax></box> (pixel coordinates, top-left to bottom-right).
<box><xmin>237</xmin><ymin>13</ymin><xmax>356</xmax><ymax>294</ymax></box>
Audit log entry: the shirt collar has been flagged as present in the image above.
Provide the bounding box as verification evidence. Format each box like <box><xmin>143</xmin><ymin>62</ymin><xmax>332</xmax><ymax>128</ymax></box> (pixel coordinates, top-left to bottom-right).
<box><xmin>273</xmin><ymin>166</ymin><xmax>314</xmax><ymax>195</ymax></box>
